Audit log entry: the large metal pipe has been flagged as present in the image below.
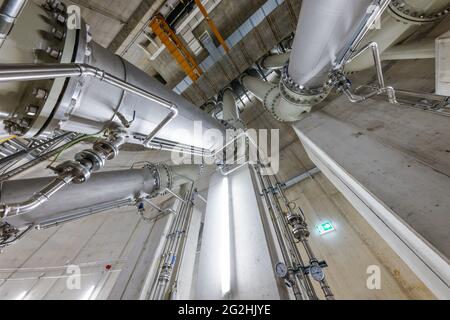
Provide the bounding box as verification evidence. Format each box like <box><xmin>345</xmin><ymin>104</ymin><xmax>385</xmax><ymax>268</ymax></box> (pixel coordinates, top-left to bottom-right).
<box><xmin>0</xmin><ymin>63</ymin><xmax>179</xmax><ymax>148</ymax></box>
<box><xmin>288</xmin><ymin>0</ymin><xmax>373</xmax><ymax>88</ymax></box>
<box><xmin>260</xmin><ymin>52</ymin><xmax>291</xmax><ymax>71</ymax></box>
<box><xmin>0</xmin><ymin>1</ymin><xmax>224</xmax><ymax>151</ymax></box>
<box><xmin>221</xmin><ymin>88</ymin><xmax>239</xmax><ymax>121</ymax></box>
<box><xmin>1</xmin><ymin>168</ymin><xmax>153</xmax><ymax>227</ymax></box>
<box><xmin>346</xmin><ymin>0</ymin><xmax>450</xmax><ymax>72</ymax></box>
<box><xmin>0</xmin><ymin>164</ymin><xmax>199</xmax><ymax>229</ymax></box>
<box><xmin>242</xmin><ymin>0</ymin><xmax>376</xmax><ymax>122</ymax></box>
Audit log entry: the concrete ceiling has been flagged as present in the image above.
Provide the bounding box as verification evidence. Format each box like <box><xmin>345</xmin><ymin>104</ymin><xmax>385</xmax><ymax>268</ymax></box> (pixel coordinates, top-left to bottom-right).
<box><xmin>31</xmin><ymin>0</ymin><xmax>301</xmax><ymax>105</ymax></box>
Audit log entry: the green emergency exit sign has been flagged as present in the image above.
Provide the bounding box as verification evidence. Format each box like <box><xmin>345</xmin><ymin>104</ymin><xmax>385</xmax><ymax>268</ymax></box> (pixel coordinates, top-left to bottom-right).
<box><xmin>316</xmin><ymin>221</ymin><xmax>335</xmax><ymax>235</ymax></box>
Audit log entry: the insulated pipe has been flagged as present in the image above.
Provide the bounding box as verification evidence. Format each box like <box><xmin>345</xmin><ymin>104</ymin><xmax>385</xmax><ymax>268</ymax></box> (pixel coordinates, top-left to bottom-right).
<box><xmin>260</xmin><ymin>52</ymin><xmax>291</xmax><ymax>70</ymax></box>
<box><xmin>221</xmin><ymin>88</ymin><xmax>239</xmax><ymax>121</ymax></box>
<box><xmin>241</xmin><ymin>75</ymin><xmax>277</xmax><ymax>103</ymax></box>
<box><xmin>345</xmin><ymin>0</ymin><xmax>450</xmax><ymax>72</ymax></box>
<box><xmin>243</xmin><ymin>0</ymin><xmax>375</xmax><ymax>122</ymax></box>
<box><xmin>242</xmin><ymin>75</ymin><xmax>313</xmax><ymax>122</ymax></box>
<box><xmin>0</xmin><ymin>175</ymin><xmax>73</xmax><ymax>218</ymax></box>
<box><xmin>0</xmin><ymin>164</ymin><xmax>200</xmax><ymax>228</ymax></box>
<box><xmin>288</xmin><ymin>0</ymin><xmax>373</xmax><ymax>88</ymax></box>
<box><xmin>0</xmin><ymin>2</ymin><xmax>224</xmax><ymax>151</ymax></box>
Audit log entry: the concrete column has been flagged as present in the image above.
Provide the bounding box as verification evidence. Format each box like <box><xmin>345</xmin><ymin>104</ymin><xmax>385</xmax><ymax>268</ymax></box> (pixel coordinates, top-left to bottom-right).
<box><xmin>292</xmin><ymin>99</ymin><xmax>450</xmax><ymax>299</ymax></box>
<box><xmin>195</xmin><ymin>166</ymin><xmax>287</xmax><ymax>299</ymax></box>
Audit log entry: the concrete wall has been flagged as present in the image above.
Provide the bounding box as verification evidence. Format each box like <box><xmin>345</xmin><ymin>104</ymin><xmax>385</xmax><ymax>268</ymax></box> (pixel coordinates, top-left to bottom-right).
<box><xmin>241</xmin><ymin>97</ymin><xmax>436</xmax><ymax>300</ymax></box>
<box><xmin>0</xmin><ymin>206</ymin><xmax>142</xmax><ymax>300</ymax></box>
<box><xmin>195</xmin><ymin>167</ymin><xmax>286</xmax><ymax>300</ymax></box>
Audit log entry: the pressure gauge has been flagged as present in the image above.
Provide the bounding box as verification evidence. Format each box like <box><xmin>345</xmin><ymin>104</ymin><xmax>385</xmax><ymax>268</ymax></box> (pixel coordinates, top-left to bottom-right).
<box><xmin>275</xmin><ymin>262</ymin><xmax>288</xmax><ymax>278</ymax></box>
<box><xmin>310</xmin><ymin>263</ymin><xmax>325</xmax><ymax>282</ymax></box>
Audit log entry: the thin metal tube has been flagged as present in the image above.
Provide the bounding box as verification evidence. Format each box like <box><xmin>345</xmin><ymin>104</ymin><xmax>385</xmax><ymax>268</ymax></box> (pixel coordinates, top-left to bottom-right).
<box><xmin>342</xmin><ymin>42</ymin><xmax>398</xmax><ymax>104</ymax></box>
<box><xmin>36</xmin><ymin>198</ymin><xmax>135</xmax><ymax>230</ymax></box>
<box><xmin>262</xmin><ymin>173</ymin><xmax>318</xmax><ymax>300</ymax></box>
<box><xmin>336</xmin><ymin>0</ymin><xmax>392</xmax><ymax>68</ymax></box>
<box><xmin>164</xmin><ymin>188</ymin><xmax>186</xmax><ymax>203</ymax></box>
<box><xmin>272</xmin><ymin>177</ymin><xmax>334</xmax><ymax>300</ymax></box>
<box><xmin>255</xmin><ymin>167</ymin><xmax>304</xmax><ymax>300</ymax></box>
<box><xmin>148</xmin><ymin>183</ymin><xmax>194</xmax><ymax>300</ymax></box>
<box><xmin>346</xmin><ymin>42</ymin><xmax>384</xmax><ymax>87</ymax></box>
<box><xmin>169</xmin><ymin>183</ymin><xmax>196</xmax><ymax>298</ymax></box>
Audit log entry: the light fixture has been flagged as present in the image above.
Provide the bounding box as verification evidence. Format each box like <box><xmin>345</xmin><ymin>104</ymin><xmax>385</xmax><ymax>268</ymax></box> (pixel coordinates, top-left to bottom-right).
<box><xmin>220</xmin><ymin>177</ymin><xmax>231</xmax><ymax>297</ymax></box>
<box><xmin>15</xmin><ymin>291</ymin><xmax>27</xmax><ymax>300</ymax></box>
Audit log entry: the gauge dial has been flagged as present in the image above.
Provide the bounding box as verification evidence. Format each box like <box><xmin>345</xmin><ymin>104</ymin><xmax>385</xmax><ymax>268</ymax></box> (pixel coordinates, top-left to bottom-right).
<box><xmin>310</xmin><ymin>263</ymin><xmax>325</xmax><ymax>282</ymax></box>
<box><xmin>275</xmin><ymin>262</ymin><xmax>288</xmax><ymax>278</ymax></box>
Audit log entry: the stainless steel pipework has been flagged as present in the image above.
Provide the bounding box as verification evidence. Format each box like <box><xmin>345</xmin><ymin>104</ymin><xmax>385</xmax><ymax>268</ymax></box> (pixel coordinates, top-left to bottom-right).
<box><xmin>335</xmin><ymin>0</ymin><xmax>392</xmax><ymax>68</ymax></box>
<box><xmin>0</xmin><ymin>63</ymin><xmax>180</xmax><ymax>147</ymax></box>
<box><xmin>0</xmin><ymin>174</ymin><xmax>73</xmax><ymax>218</ymax></box>
<box><xmin>0</xmin><ymin>0</ymin><xmax>27</xmax><ymax>48</ymax></box>
<box><xmin>0</xmin><ymin>126</ymin><xmax>126</xmax><ymax>219</ymax></box>
<box><xmin>335</xmin><ymin>42</ymin><xmax>398</xmax><ymax>104</ymax></box>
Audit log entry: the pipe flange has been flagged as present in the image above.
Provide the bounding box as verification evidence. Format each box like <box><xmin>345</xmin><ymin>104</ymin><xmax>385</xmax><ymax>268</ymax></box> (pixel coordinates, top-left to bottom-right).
<box><xmin>93</xmin><ymin>140</ymin><xmax>119</xmax><ymax>160</ymax></box>
<box><xmin>286</xmin><ymin>213</ymin><xmax>302</xmax><ymax>226</ymax></box>
<box><xmin>260</xmin><ymin>85</ymin><xmax>288</xmax><ymax>122</ymax></box>
<box><xmin>280</xmin><ymin>81</ymin><xmax>329</xmax><ymax>106</ymax></box>
<box><xmin>145</xmin><ymin>163</ymin><xmax>173</xmax><ymax>198</ymax></box>
<box><xmin>280</xmin><ymin>65</ymin><xmax>330</xmax><ymax>96</ymax></box>
<box><xmin>74</xmin><ymin>149</ymin><xmax>105</xmax><ymax>172</ymax></box>
<box><xmin>388</xmin><ymin>0</ymin><xmax>450</xmax><ymax>24</ymax></box>
<box><xmin>54</xmin><ymin>160</ymin><xmax>91</xmax><ymax>184</ymax></box>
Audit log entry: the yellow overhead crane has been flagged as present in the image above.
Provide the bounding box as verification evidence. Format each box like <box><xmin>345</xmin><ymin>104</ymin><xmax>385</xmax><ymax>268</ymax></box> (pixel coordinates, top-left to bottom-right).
<box><xmin>194</xmin><ymin>0</ymin><xmax>230</xmax><ymax>53</ymax></box>
<box><xmin>150</xmin><ymin>14</ymin><xmax>203</xmax><ymax>81</ymax></box>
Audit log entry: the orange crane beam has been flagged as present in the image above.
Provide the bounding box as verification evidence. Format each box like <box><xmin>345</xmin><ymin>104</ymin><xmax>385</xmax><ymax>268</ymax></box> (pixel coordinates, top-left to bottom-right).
<box><xmin>150</xmin><ymin>14</ymin><xmax>203</xmax><ymax>81</ymax></box>
<box><xmin>194</xmin><ymin>0</ymin><xmax>230</xmax><ymax>53</ymax></box>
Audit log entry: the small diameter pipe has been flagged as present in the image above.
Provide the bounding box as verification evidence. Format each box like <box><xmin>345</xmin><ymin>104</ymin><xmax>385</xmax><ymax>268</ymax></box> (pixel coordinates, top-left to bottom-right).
<box><xmin>36</xmin><ymin>198</ymin><xmax>135</xmax><ymax>230</ymax></box>
<box><xmin>343</xmin><ymin>42</ymin><xmax>398</xmax><ymax>104</ymax></box>
<box><xmin>0</xmin><ymin>63</ymin><xmax>179</xmax><ymax>147</ymax></box>
<box><xmin>255</xmin><ymin>167</ymin><xmax>304</xmax><ymax>300</ymax></box>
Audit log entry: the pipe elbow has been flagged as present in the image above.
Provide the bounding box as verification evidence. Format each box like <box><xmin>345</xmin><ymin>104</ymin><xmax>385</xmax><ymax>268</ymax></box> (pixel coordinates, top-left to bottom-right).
<box><xmin>78</xmin><ymin>64</ymin><xmax>103</xmax><ymax>79</ymax></box>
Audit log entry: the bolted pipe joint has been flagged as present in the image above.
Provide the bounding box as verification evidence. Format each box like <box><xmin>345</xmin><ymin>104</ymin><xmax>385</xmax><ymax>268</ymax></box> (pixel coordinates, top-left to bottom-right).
<box><xmin>241</xmin><ymin>73</ymin><xmax>330</xmax><ymax>123</ymax></box>
<box><xmin>0</xmin><ymin>127</ymin><xmax>127</xmax><ymax>220</ymax></box>
<box><xmin>56</xmin><ymin>127</ymin><xmax>126</xmax><ymax>184</ymax></box>
<box><xmin>145</xmin><ymin>163</ymin><xmax>173</xmax><ymax>199</ymax></box>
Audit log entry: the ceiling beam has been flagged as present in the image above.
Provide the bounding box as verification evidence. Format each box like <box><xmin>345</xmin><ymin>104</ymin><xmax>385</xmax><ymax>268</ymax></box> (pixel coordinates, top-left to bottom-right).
<box><xmin>107</xmin><ymin>0</ymin><xmax>166</xmax><ymax>55</ymax></box>
<box><xmin>69</xmin><ymin>0</ymin><xmax>128</xmax><ymax>24</ymax></box>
